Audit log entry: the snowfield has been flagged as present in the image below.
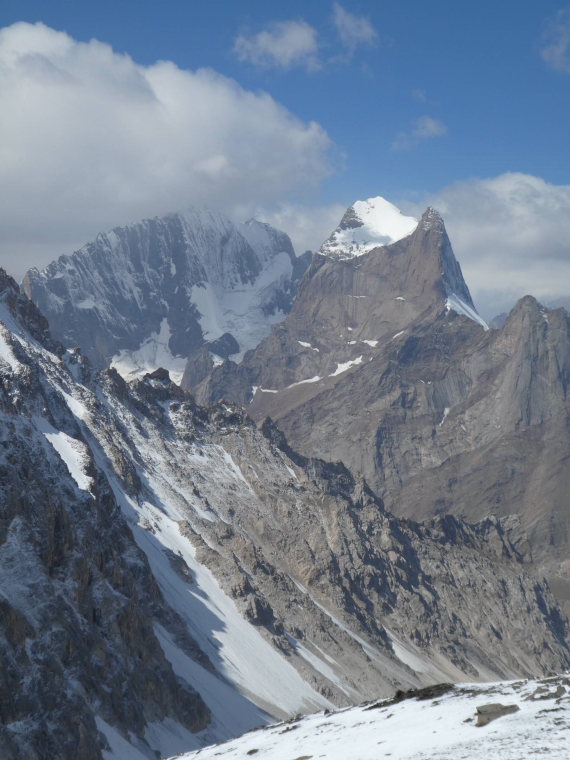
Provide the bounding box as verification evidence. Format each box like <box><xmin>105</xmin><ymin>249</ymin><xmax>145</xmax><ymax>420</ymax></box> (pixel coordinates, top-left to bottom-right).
<box><xmin>320</xmin><ymin>197</ymin><xmax>417</xmax><ymax>260</ymax></box>
<box><xmin>170</xmin><ymin>674</ymin><xmax>570</xmax><ymax>760</ymax></box>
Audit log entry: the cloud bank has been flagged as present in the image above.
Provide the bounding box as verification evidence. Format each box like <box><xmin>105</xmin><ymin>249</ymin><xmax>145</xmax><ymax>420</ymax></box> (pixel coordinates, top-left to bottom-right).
<box><xmin>0</xmin><ymin>22</ymin><xmax>332</xmax><ymax>278</ymax></box>
<box><xmin>407</xmin><ymin>173</ymin><xmax>570</xmax><ymax>317</ymax></box>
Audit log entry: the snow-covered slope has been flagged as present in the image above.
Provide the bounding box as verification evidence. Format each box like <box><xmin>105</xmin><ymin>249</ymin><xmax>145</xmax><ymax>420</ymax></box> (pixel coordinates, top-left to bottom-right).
<box><xmin>172</xmin><ymin>673</ymin><xmax>570</xmax><ymax>760</ymax></box>
<box><xmin>319</xmin><ymin>196</ymin><xmax>418</xmax><ymax>259</ymax></box>
<box><xmin>22</xmin><ymin>208</ymin><xmax>310</xmax><ymax>377</ymax></box>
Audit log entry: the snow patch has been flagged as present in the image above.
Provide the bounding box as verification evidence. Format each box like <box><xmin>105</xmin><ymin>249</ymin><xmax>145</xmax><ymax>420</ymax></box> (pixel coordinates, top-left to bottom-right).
<box><xmin>191</xmin><ymin>250</ymin><xmax>292</xmax><ymax>362</ymax></box>
<box><xmin>0</xmin><ymin>329</ymin><xmax>20</xmax><ymax>372</ymax></box>
<box><xmin>286</xmin><ymin>635</ymin><xmax>355</xmax><ymax>699</ymax></box>
<box><xmin>111</xmin><ymin>318</ymin><xmax>187</xmax><ymax>385</ymax></box>
<box><xmin>446</xmin><ymin>294</ymin><xmax>489</xmax><ymax>330</ymax></box>
<box><xmin>329</xmin><ymin>356</ymin><xmax>363</xmax><ymax>377</ymax></box>
<box><xmin>286</xmin><ymin>375</ymin><xmax>322</xmax><ymax>388</ymax></box>
<box><xmin>61</xmin><ymin>391</ymin><xmax>89</xmax><ymax>421</ymax></box>
<box><xmin>297</xmin><ymin>341</ymin><xmax>319</xmax><ymax>352</ymax></box>
<box><xmin>37</xmin><ymin>419</ymin><xmax>93</xmax><ymax>493</ymax></box>
<box><xmin>385</xmin><ymin>629</ymin><xmax>433</xmax><ymax>674</ymax></box>
<box><xmin>252</xmin><ymin>385</ymin><xmax>279</xmax><ymax>395</ymax></box>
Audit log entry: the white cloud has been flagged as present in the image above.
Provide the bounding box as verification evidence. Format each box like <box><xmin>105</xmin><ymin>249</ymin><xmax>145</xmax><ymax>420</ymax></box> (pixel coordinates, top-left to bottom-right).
<box><xmin>0</xmin><ymin>22</ymin><xmax>332</xmax><ymax>279</ymax></box>
<box><xmin>392</xmin><ymin>116</ymin><xmax>447</xmax><ymax>150</ymax></box>
<box><xmin>404</xmin><ymin>173</ymin><xmax>570</xmax><ymax>317</ymax></box>
<box><xmin>255</xmin><ymin>202</ymin><xmax>347</xmax><ymax>255</ymax></box>
<box><xmin>332</xmin><ymin>3</ymin><xmax>377</xmax><ymax>54</ymax></box>
<box><xmin>540</xmin><ymin>8</ymin><xmax>570</xmax><ymax>73</ymax></box>
<box><xmin>233</xmin><ymin>20</ymin><xmax>320</xmax><ymax>71</ymax></box>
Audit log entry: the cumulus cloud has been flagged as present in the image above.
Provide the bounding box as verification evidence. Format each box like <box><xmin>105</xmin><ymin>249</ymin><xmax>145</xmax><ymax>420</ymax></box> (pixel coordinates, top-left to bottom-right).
<box><xmin>332</xmin><ymin>3</ymin><xmax>377</xmax><ymax>55</ymax></box>
<box><xmin>0</xmin><ymin>22</ymin><xmax>332</xmax><ymax>278</ymax></box>
<box><xmin>392</xmin><ymin>115</ymin><xmax>447</xmax><ymax>150</ymax></box>
<box><xmin>540</xmin><ymin>8</ymin><xmax>570</xmax><ymax>73</ymax></box>
<box><xmin>405</xmin><ymin>173</ymin><xmax>570</xmax><ymax>317</ymax></box>
<box><xmin>234</xmin><ymin>5</ymin><xmax>377</xmax><ymax>72</ymax></box>
<box><xmin>233</xmin><ymin>20</ymin><xmax>320</xmax><ymax>71</ymax></box>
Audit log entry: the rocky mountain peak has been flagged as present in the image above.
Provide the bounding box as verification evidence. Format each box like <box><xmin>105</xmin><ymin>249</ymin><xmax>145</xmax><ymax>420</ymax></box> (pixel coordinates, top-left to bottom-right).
<box><xmin>22</xmin><ymin>207</ymin><xmax>310</xmax><ymax>379</ymax></box>
<box><xmin>506</xmin><ymin>294</ymin><xmax>545</xmax><ymax>321</ymax></box>
<box><xmin>419</xmin><ymin>205</ymin><xmax>445</xmax><ymax>231</ymax></box>
<box><xmin>0</xmin><ymin>267</ymin><xmax>18</xmax><ymax>295</ymax></box>
<box><xmin>188</xmin><ymin>197</ymin><xmax>488</xmax><ymax>415</ymax></box>
<box><xmin>0</xmin><ymin>267</ymin><xmax>63</xmax><ymax>356</ymax></box>
<box><xmin>314</xmin><ymin>198</ymin><xmax>484</xmax><ymax>328</ymax></box>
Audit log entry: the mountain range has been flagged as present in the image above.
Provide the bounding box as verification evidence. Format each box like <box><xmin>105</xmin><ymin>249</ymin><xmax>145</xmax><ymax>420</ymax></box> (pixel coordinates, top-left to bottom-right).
<box><xmin>179</xmin><ymin>199</ymin><xmax>570</xmax><ymax>615</ymax></box>
<box><xmin>1</xmin><ymin>197</ymin><xmax>570</xmax><ymax>759</ymax></box>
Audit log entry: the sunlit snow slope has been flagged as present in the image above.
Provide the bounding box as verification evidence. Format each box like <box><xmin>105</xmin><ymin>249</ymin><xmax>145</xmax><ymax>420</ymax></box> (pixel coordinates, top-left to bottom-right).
<box><xmin>320</xmin><ymin>196</ymin><xmax>418</xmax><ymax>259</ymax></box>
<box><xmin>173</xmin><ymin>673</ymin><xmax>570</xmax><ymax>760</ymax></box>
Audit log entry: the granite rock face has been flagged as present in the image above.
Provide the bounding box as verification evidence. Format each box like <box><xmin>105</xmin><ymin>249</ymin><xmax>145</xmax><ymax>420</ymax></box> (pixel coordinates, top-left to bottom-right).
<box><xmin>184</xmin><ymin>202</ymin><xmax>570</xmax><ymax>611</ymax></box>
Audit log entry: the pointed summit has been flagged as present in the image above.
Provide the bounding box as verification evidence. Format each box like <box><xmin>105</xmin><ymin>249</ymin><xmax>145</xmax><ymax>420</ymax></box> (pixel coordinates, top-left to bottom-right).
<box><xmin>420</xmin><ymin>206</ymin><xmax>445</xmax><ymax>231</ymax></box>
<box><xmin>320</xmin><ymin>196</ymin><xmax>418</xmax><ymax>260</ymax></box>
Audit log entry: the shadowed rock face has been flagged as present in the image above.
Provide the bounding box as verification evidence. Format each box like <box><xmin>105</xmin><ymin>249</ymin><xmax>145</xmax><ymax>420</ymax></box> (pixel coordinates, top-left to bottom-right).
<box><xmin>0</xmin><ymin>272</ymin><xmax>210</xmax><ymax>760</ymax></box>
<box><xmin>22</xmin><ymin>209</ymin><xmax>310</xmax><ymax>376</ymax></box>
<box><xmin>183</xmin><ymin>205</ymin><xmax>570</xmax><ymax>607</ymax></box>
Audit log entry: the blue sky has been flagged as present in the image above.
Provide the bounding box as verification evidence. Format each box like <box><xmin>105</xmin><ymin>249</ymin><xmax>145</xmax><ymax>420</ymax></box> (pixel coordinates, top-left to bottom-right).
<box><xmin>2</xmin><ymin>0</ymin><xmax>568</xmax><ymax>200</ymax></box>
<box><xmin>1</xmin><ymin>1</ymin><xmax>570</xmax><ymax>314</ymax></box>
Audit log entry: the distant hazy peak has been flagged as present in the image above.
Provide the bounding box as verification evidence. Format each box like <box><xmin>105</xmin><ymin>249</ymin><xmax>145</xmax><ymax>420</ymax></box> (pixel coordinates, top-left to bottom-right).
<box><xmin>22</xmin><ymin>206</ymin><xmax>305</xmax><ymax>375</ymax></box>
<box><xmin>319</xmin><ymin>196</ymin><xmax>418</xmax><ymax>260</ymax></box>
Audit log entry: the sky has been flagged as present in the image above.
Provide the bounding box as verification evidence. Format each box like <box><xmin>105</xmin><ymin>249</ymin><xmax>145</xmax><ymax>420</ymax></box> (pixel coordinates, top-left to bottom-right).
<box><xmin>1</xmin><ymin>0</ymin><xmax>570</xmax><ymax>317</ymax></box>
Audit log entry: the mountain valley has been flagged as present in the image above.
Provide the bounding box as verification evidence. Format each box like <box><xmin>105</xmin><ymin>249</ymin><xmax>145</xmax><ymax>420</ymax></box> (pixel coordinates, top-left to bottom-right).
<box><xmin>2</xmin><ymin>196</ymin><xmax>570</xmax><ymax>759</ymax></box>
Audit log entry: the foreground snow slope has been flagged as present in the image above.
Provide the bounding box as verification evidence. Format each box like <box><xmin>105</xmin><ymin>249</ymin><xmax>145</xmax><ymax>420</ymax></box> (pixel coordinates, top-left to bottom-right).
<box><xmin>173</xmin><ymin>673</ymin><xmax>570</xmax><ymax>760</ymax></box>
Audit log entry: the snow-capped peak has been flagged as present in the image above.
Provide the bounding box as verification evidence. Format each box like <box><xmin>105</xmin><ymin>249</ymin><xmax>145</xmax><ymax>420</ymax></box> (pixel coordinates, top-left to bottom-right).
<box><xmin>319</xmin><ymin>196</ymin><xmax>418</xmax><ymax>260</ymax></box>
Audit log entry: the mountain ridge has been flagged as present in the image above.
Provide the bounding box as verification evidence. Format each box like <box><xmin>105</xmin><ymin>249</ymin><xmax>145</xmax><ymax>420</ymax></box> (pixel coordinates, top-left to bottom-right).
<box><xmin>22</xmin><ymin>207</ymin><xmax>310</xmax><ymax>381</ymax></box>
<box><xmin>179</xmin><ymin>199</ymin><xmax>570</xmax><ymax>615</ymax></box>
<box><xmin>2</xmin><ymin>265</ymin><xmax>569</xmax><ymax>758</ymax></box>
